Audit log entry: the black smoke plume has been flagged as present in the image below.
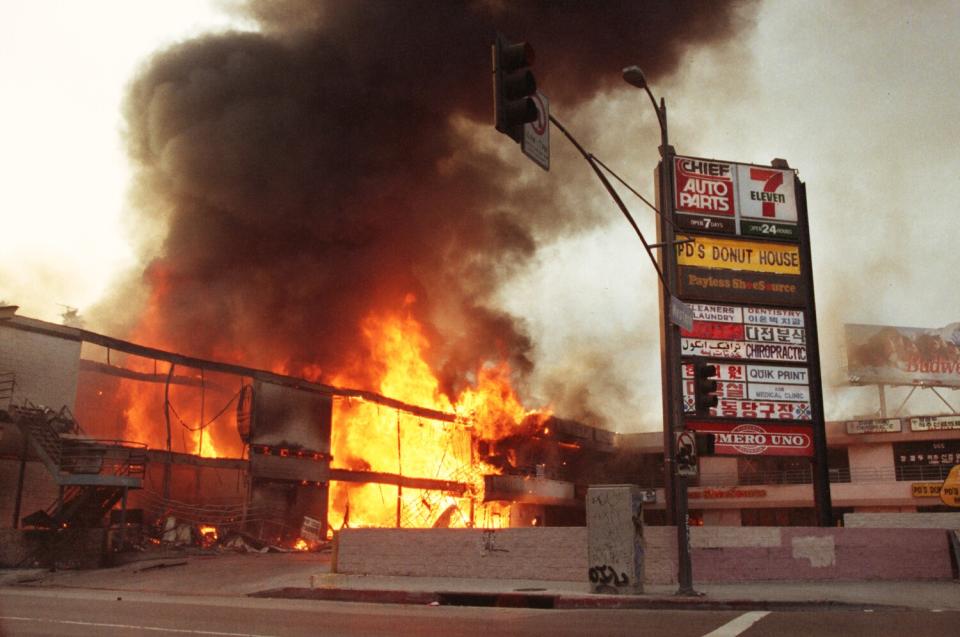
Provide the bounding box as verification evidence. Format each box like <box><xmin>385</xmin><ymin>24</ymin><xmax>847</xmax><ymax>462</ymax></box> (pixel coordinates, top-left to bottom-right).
<box><xmin>121</xmin><ymin>0</ymin><xmax>753</xmax><ymax>396</ymax></box>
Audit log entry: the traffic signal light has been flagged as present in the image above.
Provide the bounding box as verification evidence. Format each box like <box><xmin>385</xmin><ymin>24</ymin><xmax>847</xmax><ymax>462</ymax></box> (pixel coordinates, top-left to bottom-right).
<box><xmin>693</xmin><ymin>359</ymin><xmax>719</xmax><ymax>415</ymax></box>
<box><xmin>695</xmin><ymin>432</ymin><xmax>716</xmax><ymax>456</ymax></box>
<box><xmin>492</xmin><ymin>33</ymin><xmax>537</xmax><ymax>143</ymax></box>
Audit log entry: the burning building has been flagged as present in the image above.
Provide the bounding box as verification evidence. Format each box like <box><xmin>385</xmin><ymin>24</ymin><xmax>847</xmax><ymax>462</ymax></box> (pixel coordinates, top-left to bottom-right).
<box><xmin>1</xmin><ymin>307</ymin><xmax>639</xmax><ymax>559</ymax></box>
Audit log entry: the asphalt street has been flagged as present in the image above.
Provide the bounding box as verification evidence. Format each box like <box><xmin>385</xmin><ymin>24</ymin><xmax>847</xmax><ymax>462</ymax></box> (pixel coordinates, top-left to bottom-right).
<box><xmin>1</xmin><ymin>587</ymin><xmax>957</xmax><ymax>637</ymax></box>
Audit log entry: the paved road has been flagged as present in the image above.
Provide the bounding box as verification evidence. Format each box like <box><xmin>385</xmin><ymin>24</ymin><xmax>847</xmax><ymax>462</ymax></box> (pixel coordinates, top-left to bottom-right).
<box><xmin>1</xmin><ymin>588</ymin><xmax>957</xmax><ymax>637</ymax></box>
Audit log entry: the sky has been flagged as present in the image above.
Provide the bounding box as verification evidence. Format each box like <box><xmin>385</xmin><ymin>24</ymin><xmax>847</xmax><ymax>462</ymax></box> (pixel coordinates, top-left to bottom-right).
<box><xmin>3</xmin><ymin>1</ymin><xmax>960</xmax><ymax>430</ymax></box>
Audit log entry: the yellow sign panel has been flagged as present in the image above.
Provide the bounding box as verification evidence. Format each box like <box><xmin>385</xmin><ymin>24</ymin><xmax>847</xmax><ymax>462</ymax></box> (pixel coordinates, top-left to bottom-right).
<box><xmin>911</xmin><ymin>482</ymin><xmax>944</xmax><ymax>498</ymax></box>
<box><xmin>677</xmin><ymin>235</ymin><xmax>801</xmax><ymax>275</ymax></box>
<box><xmin>941</xmin><ymin>464</ymin><xmax>960</xmax><ymax>508</ymax></box>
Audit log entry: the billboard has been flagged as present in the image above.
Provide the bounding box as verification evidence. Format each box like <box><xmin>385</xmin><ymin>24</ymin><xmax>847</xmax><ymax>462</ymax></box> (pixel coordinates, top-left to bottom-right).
<box><xmin>845</xmin><ymin>323</ymin><xmax>960</xmax><ymax>388</ymax></box>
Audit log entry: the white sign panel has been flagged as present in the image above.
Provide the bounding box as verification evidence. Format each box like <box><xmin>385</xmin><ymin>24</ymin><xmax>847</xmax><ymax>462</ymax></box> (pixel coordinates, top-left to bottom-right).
<box><xmin>669</xmin><ymin>296</ymin><xmax>694</xmax><ymax>331</ymax></box>
<box><xmin>845</xmin><ymin>419</ymin><xmax>902</xmax><ymax>434</ymax></box>
<box><xmin>743</xmin><ymin>307</ymin><xmax>804</xmax><ymax>327</ymax></box>
<box><xmin>745</xmin><ymin>364</ymin><xmax>809</xmax><ymax>385</ymax></box>
<box><xmin>744</xmin><ymin>325</ymin><xmax>806</xmax><ymax>345</ymax></box>
<box><xmin>522</xmin><ymin>92</ymin><xmax>549</xmax><ymax>171</ymax></box>
<box><xmin>736</xmin><ymin>164</ymin><xmax>797</xmax><ymax>222</ymax></box>
<box><xmin>910</xmin><ymin>415</ymin><xmax>960</xmax><ymax>432</ymax></box>
<box><xmin>690</xmin><ymin>302</ymin><xmax>743</xmax><ymax>324</ymax></box>
<box><xmin>747</xmin><ymin>383</ymin><xmax>811</xmax><ymax>402</ymax></box>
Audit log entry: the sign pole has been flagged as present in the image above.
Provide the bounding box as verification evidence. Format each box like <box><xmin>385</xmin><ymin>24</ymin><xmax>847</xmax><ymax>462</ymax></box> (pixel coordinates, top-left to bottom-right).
<box><xmin>796</xmin><ymin>179</ymin><xmax>833</xmax><ymax>526</ymax></box>
<box><xmin>651</xmin><ymin>102</ymin><xmax>696</xmax><ymax>595</ymax></box>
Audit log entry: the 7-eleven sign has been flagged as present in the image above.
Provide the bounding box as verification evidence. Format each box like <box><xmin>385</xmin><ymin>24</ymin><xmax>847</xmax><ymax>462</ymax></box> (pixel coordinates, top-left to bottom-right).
<box><xmin>736</xmin><ymin>164</ymin><xmax>797</xmax><ymax>223</ymax></box>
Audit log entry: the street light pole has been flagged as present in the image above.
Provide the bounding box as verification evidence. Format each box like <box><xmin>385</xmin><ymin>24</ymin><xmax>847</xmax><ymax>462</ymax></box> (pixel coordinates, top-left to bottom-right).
<box><xmin>622</xmin><ymin>66</ymin><xmax>696</xmax><ymax>596</ymax></box>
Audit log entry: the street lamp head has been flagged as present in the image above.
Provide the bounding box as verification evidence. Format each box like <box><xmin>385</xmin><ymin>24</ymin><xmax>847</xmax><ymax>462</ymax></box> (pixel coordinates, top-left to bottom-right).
<box><xmin>622</xmin><ymin>65</ymin><xmax>647</xmax><ymax>89</ymax></box>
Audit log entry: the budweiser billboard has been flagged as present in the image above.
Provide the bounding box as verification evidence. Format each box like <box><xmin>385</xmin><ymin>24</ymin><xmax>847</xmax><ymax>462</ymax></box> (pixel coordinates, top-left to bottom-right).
<box><xmin>845</xmin><ymin>323</ymin><xmax>960</xmax><ymax>388</ymax></box>
<box><xmin>686</xmin><ymin>421</ymin><xmax>814</xmax><ymax>457</ymax></box>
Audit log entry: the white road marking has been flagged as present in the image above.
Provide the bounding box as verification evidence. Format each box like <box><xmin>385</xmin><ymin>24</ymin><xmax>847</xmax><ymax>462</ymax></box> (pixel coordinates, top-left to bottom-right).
<box><xmin>702</xmin><ymin>611</ymin><xmax>770</xmax><ymax>637</ymax></box>
<box><xmin>0</xmin><ymin>615</ymin><xmax>277</xmax><ymax>636</ymax></box>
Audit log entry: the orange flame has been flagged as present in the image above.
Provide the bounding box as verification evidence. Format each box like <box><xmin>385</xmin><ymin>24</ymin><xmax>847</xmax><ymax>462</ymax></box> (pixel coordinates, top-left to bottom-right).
<box><xmin>328</xmin><ymin>305</ymin><xmax>549</xmax><ymax>530</ymax></box>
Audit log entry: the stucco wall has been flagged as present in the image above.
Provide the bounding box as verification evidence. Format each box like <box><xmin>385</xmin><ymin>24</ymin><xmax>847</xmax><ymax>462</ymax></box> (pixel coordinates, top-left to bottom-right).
<box><xmin>333</xmin><ymin>525</ymin><xmax>954</xmax><ymax>584</ymax></box>
<box><xmin>844</xmin><ymin>512</ymin><xmax>960</xmax><ymax>528</ymax></box>
<box><xmin>0</xmin><ymin>325</ymin><xmax>81</xmax><ymax>411</ymax></box>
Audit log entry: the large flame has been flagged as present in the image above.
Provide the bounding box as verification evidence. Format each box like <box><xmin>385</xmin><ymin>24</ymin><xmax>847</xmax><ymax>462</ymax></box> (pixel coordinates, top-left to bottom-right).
<box><xmin>328</xmin><ymin>303</ymin><xmax>549</xmax><ymax>530</ymax></box>
<box><xmin>102</xmin><ymin>286</ymin><xmax>547</xmax><ymax>529</ymax></box>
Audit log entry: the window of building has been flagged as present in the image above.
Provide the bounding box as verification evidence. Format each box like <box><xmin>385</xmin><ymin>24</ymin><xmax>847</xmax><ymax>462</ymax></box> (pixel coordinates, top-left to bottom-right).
<box><xmin>827</xmin><ymin>447</ymin><xmax>850</xmax><ymax>483</ymax></box>
<box><xmin>892</xmin><ymin>440</ymin><xmax>960</xmax><ymax>481</ymax></box>
<box><xmin>737</xmin><ymin>456</ymin><xmax>811</xmax><ymax>485</ymax></box>
<box><xmin>741</xmin><ymin>507</ymin><xmax>817</xmax><ymax>526</ymax></box>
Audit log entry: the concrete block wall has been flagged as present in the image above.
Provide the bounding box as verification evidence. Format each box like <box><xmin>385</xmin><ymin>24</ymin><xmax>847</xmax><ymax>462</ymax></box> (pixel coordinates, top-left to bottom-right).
<box><xmin>333</xmin><ymin>525</ymin><xmax>954</xmax><ymax>584</ymax></box>
<box><xmin>0</xmin><ymin>458</ymin><xmax>60</xmax><ymax>529</ymax></box>
<box><xmin>690</xmin><ymin>527</ymin><xmax>952</xmax><ymax>582</ymax></box>
<box><xmin>334</xmin><ymin>527</ymin><xmax>588</xmax><ymax>581</ymax></box>
<box><xmin>0</xmin><ymin>326</ymin><xmax>81</xmax><ymax>411</ymax></box>
<box><xmin>0</xmin><ymin>528</ymin><xmax>106</xmax><ymax>569</ymax></box>
<box><xmin>844</xmin><ymin>512</ymin><xmax>960</xmax><ymax>528</ymax></box>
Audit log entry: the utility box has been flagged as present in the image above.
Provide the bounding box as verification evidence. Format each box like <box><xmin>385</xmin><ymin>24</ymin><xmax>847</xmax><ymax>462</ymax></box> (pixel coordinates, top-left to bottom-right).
<box><xmin>586</xmin><ymin>484</ymin><xmax>644</xmax><ymax>594</ymax></box>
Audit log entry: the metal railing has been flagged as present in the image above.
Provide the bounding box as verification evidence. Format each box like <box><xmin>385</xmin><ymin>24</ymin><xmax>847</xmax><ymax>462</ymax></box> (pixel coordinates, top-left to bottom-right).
<box><xmin>136</xmin><ymin>491</ymin><xmax>295</xmax><ymax>541</ymax></box>
<box><xmin>0</xmin><ymin>371</ymin><xmax>14</xmax><ymax>409</ymax></box>
<box><xmin>639</xmin><ymin>464</ymin><xmax>955</xmax><ymax>489</ymax></box>
<box><xmin>59</xmin><ymin>439</ymin><xmax>147</xmax><ymax>479</ymax></box>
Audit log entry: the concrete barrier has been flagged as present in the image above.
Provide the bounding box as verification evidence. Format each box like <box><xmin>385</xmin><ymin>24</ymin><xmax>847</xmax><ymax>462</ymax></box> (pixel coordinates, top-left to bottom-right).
<box><xmin>844</xmin><ymin>512</ymin><xmax>960</xmax><ymax>528</ymax></box>
<box><xmin>333</xmin><ymin>525</ymin><xmax>954</xmax><ymax>584</ymax></box>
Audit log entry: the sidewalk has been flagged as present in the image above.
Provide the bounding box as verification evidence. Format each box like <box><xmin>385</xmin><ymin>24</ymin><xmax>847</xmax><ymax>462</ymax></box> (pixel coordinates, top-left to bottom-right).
<box><xmin>2</xmin><ymin>552</ymin><xmax>958</xmax><ymax>611</ymax></box>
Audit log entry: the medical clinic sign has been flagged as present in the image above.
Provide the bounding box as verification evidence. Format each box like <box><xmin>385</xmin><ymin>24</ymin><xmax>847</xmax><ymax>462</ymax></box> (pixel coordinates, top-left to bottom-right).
<box><xmin>660</xmin><ymin>155</ymin><xmax>825</xmax><ymax>461</ymax></box>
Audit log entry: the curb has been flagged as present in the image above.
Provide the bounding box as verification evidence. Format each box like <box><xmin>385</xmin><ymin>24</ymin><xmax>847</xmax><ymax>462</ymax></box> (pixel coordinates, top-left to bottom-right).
<box><xmin>250</xmin><ymin>587</ymin><xmax>908</xmax><ymax>612</ymax></box>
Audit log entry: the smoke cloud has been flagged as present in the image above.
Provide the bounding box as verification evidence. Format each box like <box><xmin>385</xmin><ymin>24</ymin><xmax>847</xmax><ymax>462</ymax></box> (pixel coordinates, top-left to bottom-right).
<box><xmin>119</xmin><ymin>0</ymin><xmax>755</xmax><ymax>400</ymax></box>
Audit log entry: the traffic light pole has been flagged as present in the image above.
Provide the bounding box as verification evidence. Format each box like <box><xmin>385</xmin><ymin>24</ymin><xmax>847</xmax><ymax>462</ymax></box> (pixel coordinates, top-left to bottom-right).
<box><xmin>651</xmin><ymin>116</ymin><xmax>697</xmax><ymax>596</ymax></box>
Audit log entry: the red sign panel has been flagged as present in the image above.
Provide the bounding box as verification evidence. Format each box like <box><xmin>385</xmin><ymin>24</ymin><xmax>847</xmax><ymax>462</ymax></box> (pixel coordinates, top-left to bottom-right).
<box><xmin>686</xmin><ymin>422</ymin><xmax>814</xmax><ymax>457</ymax></box>
<box><xmin>673</xmin><ymin>157</ymin><xmax>736</xmax><ymax>217</ymax></box>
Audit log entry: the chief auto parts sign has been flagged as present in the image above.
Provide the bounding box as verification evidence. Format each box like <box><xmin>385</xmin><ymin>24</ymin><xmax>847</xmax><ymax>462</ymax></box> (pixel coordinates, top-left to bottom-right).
<box><xmin>686</xmin><ymin>422</ymin><xmax>814</xmax><ymax>457</ymax></box>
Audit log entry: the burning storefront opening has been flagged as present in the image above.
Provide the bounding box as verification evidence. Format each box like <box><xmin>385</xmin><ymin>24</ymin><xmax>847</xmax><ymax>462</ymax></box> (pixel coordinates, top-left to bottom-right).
<box><xmin>22</xmin><ymin>306</ymin><xmax>598</xmax><ymax>550</ymax></box>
